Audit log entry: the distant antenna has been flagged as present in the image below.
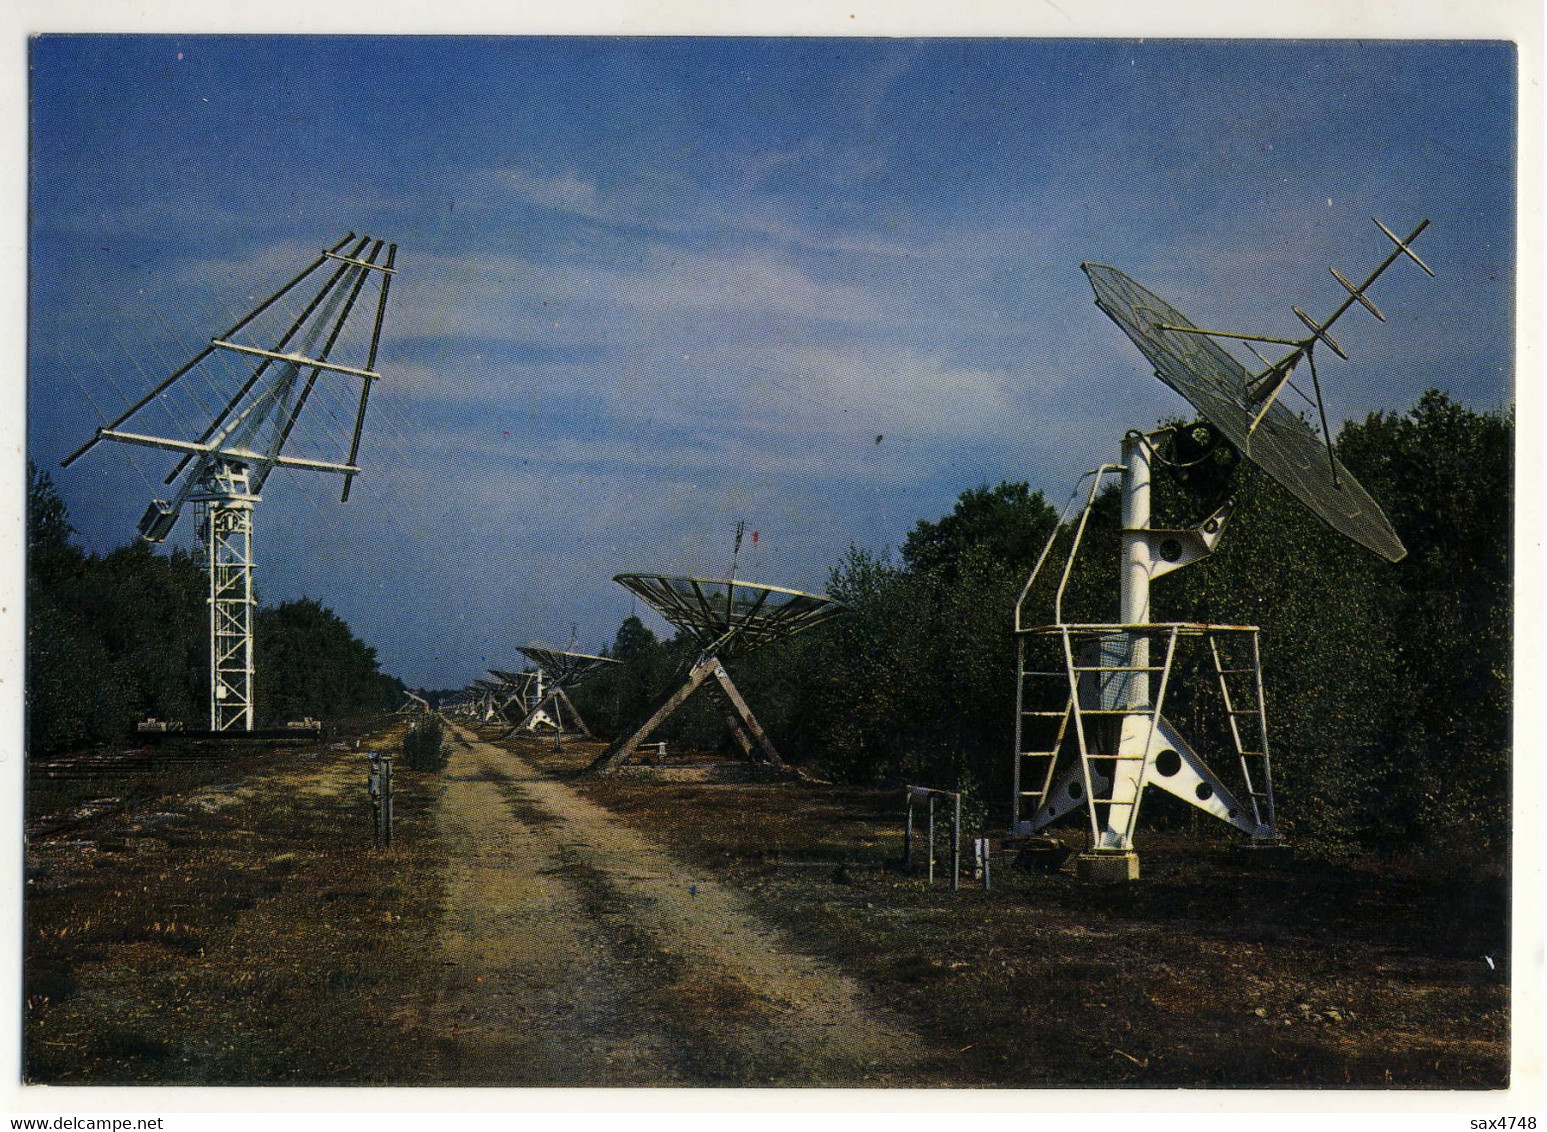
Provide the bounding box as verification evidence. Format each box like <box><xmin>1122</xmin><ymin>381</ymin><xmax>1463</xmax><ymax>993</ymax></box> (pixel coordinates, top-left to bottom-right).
<box><xmin>1011</xmin><ymin>219</ymin><xmax>1432</xmax><ymax>881</ymax></box>
<box><xmin>394</xmin><ymin>689</ymin><xmax>431</xmax><ymax>715</ymax></box>
<box><xmin>487</xmin><ymin>668</ymin><xmax>541</xmax><ymax>724</ymax></box>
<box><xmin>584</xmin><ymin>574</ymin><xmax>846</xmax><ymax>775</ymax></box>
<box><xmin>63</xmin><ymin>233</ymin><xmax>398</xmax><ymax>732</ymax></box>
<box><xmin>504</xmin><ymin>646</ymin><xmax>620</xmax><ymax>740</ymax></box>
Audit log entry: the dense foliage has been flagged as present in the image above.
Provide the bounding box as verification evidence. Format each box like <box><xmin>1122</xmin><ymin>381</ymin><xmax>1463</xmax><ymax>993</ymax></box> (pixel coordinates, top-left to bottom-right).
<box><xmin>401</xmin><ymin>715</ymin><xmax>449</xmax><ymax>772</ymax></box>
<box><xmin>573</xmin><ymin>392</ymin><xmax>1512</xmax><ymax>861</ymax></box>
<box><xmin>254</xmin><ymin>598</ymin><xmax>401</xmax><ymax>727</ymax></box>
<box><xmin>25</xmin><ymin>465</ymin><xmax>403</xmax><ymax>751</ymax></box>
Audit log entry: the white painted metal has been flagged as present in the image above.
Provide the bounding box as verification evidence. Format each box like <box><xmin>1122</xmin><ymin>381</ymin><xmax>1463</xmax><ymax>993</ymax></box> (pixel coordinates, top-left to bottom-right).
<box><xmin>1011</xmin><ymin>430</ymin><xmax>1279</xmax><ymax>852</ymax></box>
<box><xmin>64</xmin><ymin>234</ymin><xmax>398</xmax><ymax>736</ymax></box>
<box><xmin>193</xmin><ymin>463</ymin><xmax>258</xmax><ymax>732</ymax></box>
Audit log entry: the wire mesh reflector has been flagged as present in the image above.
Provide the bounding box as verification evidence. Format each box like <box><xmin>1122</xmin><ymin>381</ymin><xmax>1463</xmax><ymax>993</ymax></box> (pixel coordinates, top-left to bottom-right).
<box><xmin>515</xmin><ymin>647</ymin><xmax>619</xmax><ymax>687</ymax></box>
<box><xmin>1082</xmin><ymin>263</ymin><xmax>1405</xmax><ymax>561</ymax></box>
<box><xmin>614</xmin><ymin>574</ymin><xmax>848</xmax><ymax>655</ymax></box>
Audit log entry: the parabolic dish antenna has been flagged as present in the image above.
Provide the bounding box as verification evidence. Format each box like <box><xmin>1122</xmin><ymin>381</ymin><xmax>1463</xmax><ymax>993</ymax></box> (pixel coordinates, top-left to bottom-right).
<box><xmin>505</xmin><ymin>646</ymin><xmax>620</xmax><ymax>739</ymax></box>
<box><xmin>613</xmin><ymin>574</ymin><xmax>848</xmax><ymax>656</ymax></box>
<box><xmin>516</xmin><ymin>646</ymin><xmax>618</xmax><ymax>685</ymax></box>
<box><xmin>585</xmin><ymin>574</ymin><xmax>848</xmax><ymax>775</ymax></box>
<box><xmin>1082</xmin><ymin>263</ymin><xmax>1405</xmax><ymax>561</ymax></box>
<box><xmin>1082</xmin><ymin>216</ymin><xmax>1432</xmax><ymax>563</ymax></box>
<box><xmin>487</xmin><ymin>667</ymin><xmax>536</xmax><ymax>689</ymax></box>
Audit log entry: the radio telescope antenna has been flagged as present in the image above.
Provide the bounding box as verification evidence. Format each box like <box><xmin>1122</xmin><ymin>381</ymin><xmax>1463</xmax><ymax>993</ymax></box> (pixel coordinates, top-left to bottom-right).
<box><xmin>1081</xmin><ymin>217</ymin><xmax>1430</xmax><ymax>561</ymax></box>
<box><xmin>395</xmin><ymin>689</ymin><xmax>431</xmax><ymax>715</ymax></box>
<box><xmin>61</xmin><ymin>233</ymin><xmax>398</xmax><ymax>733</ymax></box>
<box><xmin>584</xmin><ymin>574</ymin><xmax>846</xmax><ymax>775</ymax></box>
<box><xmin>503</xmin><ymin>646</ymin><xmax>620</xmax><ymax>740</ymax></box>
<box><xmin>483</xmin><ymin>668</ymin><xmax>538</xmax><ymax>725</ymax></box>
<box><xmin>1011</xmin><ymin>219</ymin><xmax>1431</xmax><ymax>881</ymax></box>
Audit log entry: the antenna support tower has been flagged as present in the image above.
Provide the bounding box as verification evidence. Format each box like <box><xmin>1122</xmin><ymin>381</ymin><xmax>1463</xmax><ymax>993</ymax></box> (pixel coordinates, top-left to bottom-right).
<box><xmin>1015</xmin><ymin>219</ymin><xmax>1431</xmax><ymax>879</ymax></box>
<box><xmin>504</xmin><ymin>647</ymin><xmax>619</xmax><ymax>741</ymax></box>
<box><xmin>583</xmin><ymin>574</ymin><xmax>846</xmax><ymax>776</ymax></box>
<box><xmin>485</xmin><ymin>668</ymin><xmax>540</xmax><ymax>726</ymax></box>
<box><xmin>63</xmin><ymin>232</ymin><xmax>398</xmax><ymax>732</ymax></box>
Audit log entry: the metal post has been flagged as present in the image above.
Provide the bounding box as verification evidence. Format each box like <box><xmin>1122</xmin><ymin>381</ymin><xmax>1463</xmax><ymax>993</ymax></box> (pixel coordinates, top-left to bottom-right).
<box><xmin>904</xmin><ymin>790</ymin><xmax>914</xmax><ymax>871</ymax></box>
<box><xmin>1092</xmin><ymin>432</ymin><xmax>1153</xmax><ymax>854</ymax></box>
<box><xmin>927</xmin><ymin>794</ymin><xmax>936</xmax><ymax>885</ymax></box>
<box><xmin>382</xmin><ymin>754</ymin><xmax>393</xmax><ymax>846</ymax></box>
<box><xmin>952</xmin><ymin>792</ymin><xmax>961</xmax><ymax>892</ymax></box>
<box><xmin>367</xmin><ymin>752</ymin><xmax>393</xmax><ymax>847</ymax></box>
<box><xmin>367</xmin><ymin>753</ymin><xmax>381</xmax><ymax>845</ymax></box>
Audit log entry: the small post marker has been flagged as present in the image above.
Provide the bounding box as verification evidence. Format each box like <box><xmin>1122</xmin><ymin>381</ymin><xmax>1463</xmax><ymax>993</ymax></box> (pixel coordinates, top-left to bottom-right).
<box><xmin>367</xmin><ymin>751</ymin><xmax>394</xmax><ymax>847</ymax></box>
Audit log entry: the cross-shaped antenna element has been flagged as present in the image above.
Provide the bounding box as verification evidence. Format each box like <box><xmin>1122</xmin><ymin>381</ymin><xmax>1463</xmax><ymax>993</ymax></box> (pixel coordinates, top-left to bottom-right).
<box><xmin>1136</xmin><ymin>217</ymin><xmax>1431</xmax><ymax>488</ymax></box>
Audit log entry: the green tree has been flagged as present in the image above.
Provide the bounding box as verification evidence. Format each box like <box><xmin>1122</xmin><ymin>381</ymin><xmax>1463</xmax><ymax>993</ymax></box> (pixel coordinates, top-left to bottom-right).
<box><xmin>253</xmin><ymin>598</ymin><xmax>398</xmax><ymax>726</ymax></box>
<box><xmin>1336</xmin><ymin>391</ymin><xmax>1512</xmax><ymax>853</ymax></box>
<box><xmin>778</xmin><ymin>480</ymin><xmax>1058</xmax><ymax>805</ymax></box>
<box><xmin>568</xmin><ymin>614</ymin><xmax>674</xmax><ymax>741</ymax></box>
<box><xmin>900</xmin><ymin>481</ymin><xmax>1058</xmax><ymax>579</ymax></box>
<box><xmin>27</xmin><ymin>466</ymin><xmax>206</xmax><ymax>751</ymax></box>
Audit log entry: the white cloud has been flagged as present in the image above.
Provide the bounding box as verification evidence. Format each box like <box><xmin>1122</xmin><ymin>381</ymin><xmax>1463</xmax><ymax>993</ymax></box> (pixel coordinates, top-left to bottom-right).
<box><xmin>484</xmin><ymin>167</ymin><xmax>604</xmax><ymax>218</ymax></box>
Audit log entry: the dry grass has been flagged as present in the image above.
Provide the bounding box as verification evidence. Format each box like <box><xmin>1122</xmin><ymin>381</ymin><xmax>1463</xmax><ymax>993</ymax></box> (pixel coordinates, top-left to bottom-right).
<box><xmin>23</xmin><ymin>720</ymin><xmax>1510</xmax><ymax>1088</ymax></box>
<box><xmin>495</xmin><ymin>726</ymin><xmax>1510</xmax><ymax>1088</ymax></box>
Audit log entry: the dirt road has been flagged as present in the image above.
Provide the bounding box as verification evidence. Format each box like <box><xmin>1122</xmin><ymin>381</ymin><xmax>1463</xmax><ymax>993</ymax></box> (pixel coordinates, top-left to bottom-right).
<box><xmin>25</xmin><ymin>723</ymin><xmax>1507</xmax><ymax>1087</ymax></box>
<box><xmin>426</xmin><ymin>723</ymin><xmax>938</xmax><ymax>1086</ymax></box>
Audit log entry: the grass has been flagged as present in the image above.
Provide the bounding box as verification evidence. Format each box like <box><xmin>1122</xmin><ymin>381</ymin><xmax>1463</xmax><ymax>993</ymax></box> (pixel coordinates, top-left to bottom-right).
<box><xmin>493</xmin><ymin>726</ymin><xmax>1510</xmax><ymax>1088</ymax></box>
<box><xmin>24</xmin><ymin>722</ymin><xmax>449</xmax><ymax>1084</ymax></box>
<box><xmin>22</xmin><ymin>718</ymin><xmax>1511</xmax><ymax>1088</ymax></box>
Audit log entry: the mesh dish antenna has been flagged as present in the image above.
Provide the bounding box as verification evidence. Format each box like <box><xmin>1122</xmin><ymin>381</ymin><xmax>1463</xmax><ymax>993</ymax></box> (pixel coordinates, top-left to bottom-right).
<box><xmin>504</xmin><ymin>646</ymin><xmax>620</xmax><ymax>739</ymax></box>
<box><xmin>1011</xmin><ymin>219</ymin><xmax>1431</xmax><ymax>881</ymax></box>
<box><xmin>62</xmin><ymin>233</ymin><xmax>398</xmax><ymax>732</ymax></box>
<box><xmin>485</xmin><ymin>668</ymin><xmax>541</xmax><ymax>725</ymax></box>
<box><xmin>584</xmin><ymin>574</ymin><xmax>847</xmax><ymax>775</ymax></box>
<box><xmin>1082</xmin><ymin>217</ymin><xmax>1431</xmax><ymax>562</ymax></box>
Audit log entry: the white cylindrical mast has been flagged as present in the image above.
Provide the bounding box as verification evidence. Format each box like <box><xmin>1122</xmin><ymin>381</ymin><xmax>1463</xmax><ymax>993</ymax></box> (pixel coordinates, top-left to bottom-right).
<box><xmin>1119</xmin><ymin>432</ymin><xmax>1152</xmax><ymax>710</ymax></box>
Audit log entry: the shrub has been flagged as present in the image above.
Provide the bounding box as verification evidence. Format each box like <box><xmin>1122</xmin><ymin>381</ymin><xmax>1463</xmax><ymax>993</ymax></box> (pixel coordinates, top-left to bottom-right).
<box><xmin>402</xmin><ymin>716</ymin><xmax>448</xmax><ymax>772</ymax></box>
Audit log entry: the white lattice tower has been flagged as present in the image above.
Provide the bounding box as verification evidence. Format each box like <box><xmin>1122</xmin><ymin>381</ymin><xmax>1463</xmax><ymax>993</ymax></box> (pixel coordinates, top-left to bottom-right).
<box><xmin>194</xmin><ymin>463</ymin><xmax>259</xmax><ymax>731</ymax></box>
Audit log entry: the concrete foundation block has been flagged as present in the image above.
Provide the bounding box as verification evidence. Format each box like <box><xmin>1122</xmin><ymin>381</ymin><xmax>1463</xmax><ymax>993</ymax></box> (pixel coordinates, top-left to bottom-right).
<box><xmin>1076</xmin><ymin>852</ymin><xmax>1140</xmax><ymax>882</ymax></box>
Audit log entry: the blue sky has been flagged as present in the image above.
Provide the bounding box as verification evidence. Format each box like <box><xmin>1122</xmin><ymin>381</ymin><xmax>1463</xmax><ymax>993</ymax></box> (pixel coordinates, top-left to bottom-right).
<box><xmin>26</xmin><ymin>36</ymin><xmax>1517</xmax><ymax>689</ymax></box>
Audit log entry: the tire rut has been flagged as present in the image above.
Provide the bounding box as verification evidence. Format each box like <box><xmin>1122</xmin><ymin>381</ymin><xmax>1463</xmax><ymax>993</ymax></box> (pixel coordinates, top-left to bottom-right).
<box><xmin>432</xmin><ymin>723</ymin><xmax>939</xmax><ymax>1086</ymax></box>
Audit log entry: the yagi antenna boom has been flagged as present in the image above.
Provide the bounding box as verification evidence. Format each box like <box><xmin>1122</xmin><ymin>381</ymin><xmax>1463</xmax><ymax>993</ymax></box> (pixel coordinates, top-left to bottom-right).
<box><xmin>1148</xmin><ymin>217</ymin><xmax>1431</xmax><ymax>483</ymax></box>
<box><xmin>63</xmin><ymin>231</ymin><xmax>399</xmax><ymax>732</ymax></box>
<box><xmin>1082</xmin><ymin>217</ymin><xmax>1433</xmax><ymax>562</ymax></box>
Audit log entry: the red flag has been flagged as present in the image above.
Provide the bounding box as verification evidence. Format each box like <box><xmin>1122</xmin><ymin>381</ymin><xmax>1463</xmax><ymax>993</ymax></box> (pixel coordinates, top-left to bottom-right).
<box><xmin>751</xmin><ymin>531</ymin><xmax>759</xmax><ymax>544</ymax></box>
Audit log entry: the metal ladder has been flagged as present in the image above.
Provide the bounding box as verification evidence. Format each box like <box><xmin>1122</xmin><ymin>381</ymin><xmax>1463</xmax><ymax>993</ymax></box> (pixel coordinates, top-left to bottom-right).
<box><xmin>1014</xmin><ymin>627</ymin><xmax>1172</xmax><ymax>840</ymax></box>
<box><xmin>1208</xmin><ymin>630</ymin><xmax>1277</xmax><ymax>834</ymax></box>
<box><xmin>1013</xmin><ymin>634</ymin><xmax>1073</xmax><ymax>827</ymax></box>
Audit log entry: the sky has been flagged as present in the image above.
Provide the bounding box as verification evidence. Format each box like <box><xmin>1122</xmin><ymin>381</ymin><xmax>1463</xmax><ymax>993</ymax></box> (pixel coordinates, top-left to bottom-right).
<box><xmin>23</xmin><ymin>34</ymin><xmax>1520</xmax><ymax>690</ymax></box>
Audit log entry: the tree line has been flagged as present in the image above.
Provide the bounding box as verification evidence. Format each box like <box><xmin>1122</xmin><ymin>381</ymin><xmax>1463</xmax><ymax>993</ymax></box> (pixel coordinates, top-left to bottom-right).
<box><xmin>25</xmin><ymin>464</ymin><xmax>404</xmax><ymax>752</ymax></box>
<box><xmin>570</xmin><ymin>391</ymin><xmax>1511</xmax><ymax>860</ymax></box>
<box><xmin>28</xmin><ymin>388</ymin><xmax>1510</xmax><ymax>860</ymax></box>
